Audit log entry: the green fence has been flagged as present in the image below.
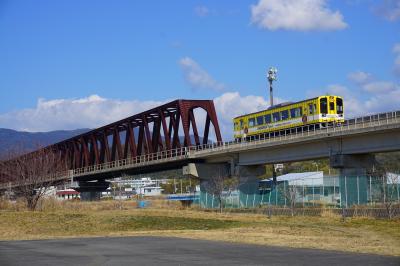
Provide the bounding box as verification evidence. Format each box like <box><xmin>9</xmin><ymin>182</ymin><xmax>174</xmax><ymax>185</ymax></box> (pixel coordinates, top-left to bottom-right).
<box><xmin>194</xmin><ymin>175</ymin><xmax>400</xmax><ymax>209</ymax></box>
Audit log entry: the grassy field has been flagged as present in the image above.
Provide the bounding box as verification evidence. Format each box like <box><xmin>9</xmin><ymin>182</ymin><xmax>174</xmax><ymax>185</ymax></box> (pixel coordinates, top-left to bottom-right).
<box><xmin>0</xmin><ymin>199</ymin><xmax>399</xmax><ymax>257</ymax></box>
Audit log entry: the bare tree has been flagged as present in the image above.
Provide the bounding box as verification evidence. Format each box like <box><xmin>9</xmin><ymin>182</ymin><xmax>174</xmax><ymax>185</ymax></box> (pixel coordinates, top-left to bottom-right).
<box><xmin>380</xmin><ymin>172</ymin><xmax>399</xmax><ymax>219</ymax></box>
<box><xmin>205</xmin><ymin>173</ymin><xmax>238</xmax><ymax>213</ymax></box>
<box><xmin>278</xmin><ymin>181</ymin><xmax>299</xmax><ymax>216</ymax></box>
<box><xmin>372</xmin><ymin>161</ymin><xmax>400</xmax><ymax>219</ymax></box>
<box><xmin>0</xmin><ymin>146</ymin><xmax>67</xmax><ymax>211</ymax></box>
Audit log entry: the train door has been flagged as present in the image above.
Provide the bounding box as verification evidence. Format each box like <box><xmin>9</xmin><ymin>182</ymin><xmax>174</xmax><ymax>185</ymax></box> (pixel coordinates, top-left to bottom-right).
<box><xmin>234</xmin><ymin>121</ymin><xmax>240</xmax><ymax>135</ymax></box>
<box><xmin>328</xmin><ymin>96</ymin><xmax>335</xmax><ymax>115</ymax></box>
<box><xmin>240</xmin><ymin>119</ymin><xmax>247</xmax><ymax>137</ymax></box>
<box><xmin>307</xmin><ymin>102</ymin><xmax>317</xmax><ymax>122</ymax></box>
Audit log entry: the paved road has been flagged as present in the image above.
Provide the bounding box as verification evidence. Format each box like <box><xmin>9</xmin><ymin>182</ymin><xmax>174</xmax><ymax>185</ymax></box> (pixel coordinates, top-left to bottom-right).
<box><xmin>0</xmin><ymin>236</ymin><xmax>398</xmax><ymax>266</ymax></box>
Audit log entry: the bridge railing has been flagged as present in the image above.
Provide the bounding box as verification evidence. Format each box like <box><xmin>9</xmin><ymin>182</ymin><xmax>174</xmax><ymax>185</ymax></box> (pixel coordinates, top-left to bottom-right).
<box><xmin>70</xmin><ymin>109</ymin><xmax>400</xmax><ymax>177</ymax></box>
<box><xmin>72</xmin><ymin>146</ymin><xmax>191</xmax><ymax>176</ymax></box>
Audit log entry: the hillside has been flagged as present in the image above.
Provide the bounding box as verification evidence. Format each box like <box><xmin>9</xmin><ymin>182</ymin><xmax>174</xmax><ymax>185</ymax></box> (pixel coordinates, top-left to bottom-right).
<box><xmin>0</xmin><ymin>128</ymin><xmax>90</xmax><ymax>158</ymax></box>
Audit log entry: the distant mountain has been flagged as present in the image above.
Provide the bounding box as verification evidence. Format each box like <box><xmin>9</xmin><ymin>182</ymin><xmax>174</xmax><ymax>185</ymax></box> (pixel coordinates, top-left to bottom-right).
<box><xmin>0</xmin><ymin>128</ymin><xmax>90</xmax><ymax>158</ymax></box>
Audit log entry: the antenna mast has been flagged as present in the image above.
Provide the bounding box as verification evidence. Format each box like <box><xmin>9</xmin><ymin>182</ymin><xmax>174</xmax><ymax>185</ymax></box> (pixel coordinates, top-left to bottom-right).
<box><xmin>267</xmin><ymin>67</ymin><xmax>277</xmax><ymax>107</ymax></box>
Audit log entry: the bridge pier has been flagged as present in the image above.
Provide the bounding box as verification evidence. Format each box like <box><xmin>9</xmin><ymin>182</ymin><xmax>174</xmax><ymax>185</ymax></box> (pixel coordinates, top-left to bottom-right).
<box><xmin>330</xmin><ymin>154</ymin><xmax>374</xmax><ymax>207</ymax></box>
<box><xmin>183</xmin><ymin>163</ymin><xmax>265</xmax><ymax>208</ymax></box>
<box><xmin>73</xmin><ymin>180</ymin><xmax>110</xmax><ymax>201</ymax></box>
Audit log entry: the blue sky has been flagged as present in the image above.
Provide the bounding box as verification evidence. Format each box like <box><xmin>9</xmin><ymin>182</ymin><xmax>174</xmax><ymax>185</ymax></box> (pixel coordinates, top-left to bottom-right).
<box><xmin>0</xmin><ymin>0</ymin><xmax>399</xmax><ymax>137</ymax></box>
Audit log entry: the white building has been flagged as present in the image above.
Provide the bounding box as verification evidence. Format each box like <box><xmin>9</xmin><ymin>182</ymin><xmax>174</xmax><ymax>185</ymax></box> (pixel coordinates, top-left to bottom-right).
<box><xmin>110</xmin><ymin>177</ymin><xmax>167</xmax><ymax>190</ymax></box>
<box><xmin>55</xmin><ymin>189</ymin><xmax>80</xmax><ymax>200</ymax></box>
<box><xmin>103</xmin><ymin>177</ymin><xmax>166</xmax><ymax>198</ymax></box>
<box><xmin>40</xmin><ymin>185</ymin><xmax>80</xmax><ymax>201</ymax></box>
<box><xmin>138</xmin><ymin>186</ymin><xmax>163</xmax><ymax>196</ymax></box>
<box><xmin>260</xmin><ymin>171</ymin><xmax>340</xmax><ymax>204</ymax></box>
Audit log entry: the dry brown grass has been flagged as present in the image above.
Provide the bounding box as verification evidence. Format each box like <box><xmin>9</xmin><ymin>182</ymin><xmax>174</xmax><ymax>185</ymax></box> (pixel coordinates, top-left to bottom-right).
<box><xmin>0</xmin><ymin>198</ymin><xmax>399</xmax><ymax>257</ymax></box>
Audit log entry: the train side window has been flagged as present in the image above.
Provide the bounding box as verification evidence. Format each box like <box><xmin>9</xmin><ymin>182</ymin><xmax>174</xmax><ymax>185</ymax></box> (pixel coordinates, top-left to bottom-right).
<box><xmin>336</xmin><ymin>98</ymin><xmax>343</xmax><ymax>114</ymax></box>
<box><xmin>281</xmin><ymin>110</ymin><xmax>289</xmax><ymax>120</ymax></box>
<box><xmin>249</xmin><ymin>118</ymin><xmax>255</xmax><ymax>127</ymax></box>
<box><xmin>256</xmin><ymin>116</ymin><xmax>264</xmax><ymax>125</ymax></box>
<box><xmin>240</xmin><ymin>120</ymin><xmax>244</xmax><ymax>128</ymax></box>
<box><xmin>320</xmin><ymin>98</ymin><xmax>328</xmax><ymax>114</ymax></box>
<box><xmin>290</xmin><ymin>107</ymin><xmax>302</xmax><ymax>118</ymax></box>
<box><xmin>264</xmin><ymin>114</ymin><xmax>271</xmax><ymax>123</ymax></box>
<box><xmin>272</xmin><ymin>112</ymin><xmax>281</xmax><ymax>122</ymax></box>
<box><xmin>290</xmin><ymin>108</ymin><xmax>296</xmax><ymax>118</ymax></box>
<box><xmin>309</xmin><ymin>104</ymin><xmax>314</xmax><ymax>114</ymax></box>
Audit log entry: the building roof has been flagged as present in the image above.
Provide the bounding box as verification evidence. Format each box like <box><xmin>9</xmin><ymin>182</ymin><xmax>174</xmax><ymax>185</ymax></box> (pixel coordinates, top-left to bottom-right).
<box><xmin>261</xmin><ymin>171</ymin><xmax>324</xmax><ymax>182</ymax></box>
<box><xmin>56</xmin><ymin>189</ymin><xmax>79</xmax><ymax>195</ymax></box>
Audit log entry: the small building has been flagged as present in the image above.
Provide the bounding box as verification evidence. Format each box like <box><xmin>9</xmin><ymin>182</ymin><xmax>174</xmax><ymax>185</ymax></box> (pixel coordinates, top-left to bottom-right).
<box><xmin>259</xmin><ymin>172</ymin><xmax>340</xmax><ymax>205</ymax></box>
<box><xmin>56</xmin><ymin>189</ymin><xmax>80</xmax><ymax>200</ymax></box>
<box><xmin>102</xmin><ymin>177</ymin><xmax>165</xmax><ymax>199</ymax></box>
<box><xmin>138</xmin><ymin>185</ymin><xmax>163</xmax><ymax>197</ymax></box>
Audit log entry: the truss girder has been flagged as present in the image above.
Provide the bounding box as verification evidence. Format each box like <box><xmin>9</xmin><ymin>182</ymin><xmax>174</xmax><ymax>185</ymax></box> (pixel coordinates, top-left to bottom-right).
<box><xmin>46</xmin><ymin>99</ymin><xmax>221</xmax><ymax>169</ymax></box>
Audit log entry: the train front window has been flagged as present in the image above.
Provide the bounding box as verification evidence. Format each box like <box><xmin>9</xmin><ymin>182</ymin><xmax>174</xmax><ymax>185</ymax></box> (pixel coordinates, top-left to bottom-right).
<box><xmin>264</xmin><ymin>114</ymin><xmax>271</xmax><ymax>123</ymax></box>
<box><xmin>320</xmin><ymin>98</ymin><xmax>328</xmax><ymax>114</ymax></box>
<box><xmin>336</xmin><ymin>98</ymin><xmax>343</xmax><ymax>114</ymax></box>
<box><xmin>281</xmin><ymin>110</ymin><xmax>289</xmax><ymax>120</ymax></box>
<box><xmin>256</xmin><ymin>116</ymin><xmax>264</xmax><ymax>125</ymax></box>
<box><xmin>240</xmin><ymin>120</ymin><xmax>244</xmax><ymax>128</ymax></box>
<box><xmin>272</xmin><ymin>112</ymin><xmax>281</xmax><ymax>122</ymax></box>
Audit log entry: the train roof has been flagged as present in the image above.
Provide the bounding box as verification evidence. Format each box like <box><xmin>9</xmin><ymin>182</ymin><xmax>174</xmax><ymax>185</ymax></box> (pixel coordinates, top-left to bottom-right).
<box><xmin>233</xmin><ymin>95</ymin><xmax>341</xmax><ymax>119</ymax></box>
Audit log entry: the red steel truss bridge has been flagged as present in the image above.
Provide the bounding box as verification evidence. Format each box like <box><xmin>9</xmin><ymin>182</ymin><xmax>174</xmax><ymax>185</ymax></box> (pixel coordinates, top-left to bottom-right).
<box><xmin>0</xmin><ymin>99</ymin><xmax>223</xmax><ymax>185</ymax></box>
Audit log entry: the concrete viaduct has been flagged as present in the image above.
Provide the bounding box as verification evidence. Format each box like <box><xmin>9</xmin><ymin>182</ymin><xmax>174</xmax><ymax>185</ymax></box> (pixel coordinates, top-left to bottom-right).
<box><xmin>65</xmin><ymin>110</ymin><xmax>400</xmax><ymax>201</ymax></box>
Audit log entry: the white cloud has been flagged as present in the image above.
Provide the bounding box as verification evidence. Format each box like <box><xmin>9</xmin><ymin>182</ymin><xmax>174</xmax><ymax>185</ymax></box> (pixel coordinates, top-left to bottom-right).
<box><xmin>1</xmin><ymin>86</ymin><xmax>398</xmax><ymax>140</ymax></box>
<box><xmin>365</xmin><ymin>89</ymin><xmax>400</xmax><ymax>111</ymax></box>
<box><xmin>347</xmin><ymin>71</ymin><xmax>373</xmax><ymax>85</ymax></box>
<box><xmin>194</xmin><ymin>6</ymin><xmax>210</xmax><ymax>17</ymax></box>
<box><xmin>393</xmin><ymin>43</ymin><xmax>400</xmax><ymax>76</ymax></box>
<box><xmin>179</xmin><ymin>57</ymin><xmax>225</xmax><ymax>92</ymax></box>
<box><xmin>214</xmin><ymin>92</ymin><xmax>271</xmax><ymax>137</ymax></box>
<box><xmin>0</xmin><ymin>95</ymin><xmax>164</xmax><ymax>132</ymax></box>
<box><xmin>347</xmin><ymin>70</ymin><xmax>399</xmax><ymax>93</ymax></box>
<box><xmin>362</xmin><ymin>81</ymin><xmax>398</xmax><ymax>93</ymax></box>
<box><xmin>0</xmin><ymin>92</ymin><xmax>285</xmax><ymax>140</ymax></box>
<box><xmin>394</xmin><ymin>43</ymin><xmax>400</xmax><ymax>54</ymax></box>
<box><xmin>374</xmin><ymin>0</ymin><xmax>400</xmax><ymax>21</ymax></box>
<box><xmin>250</xmin><ymin>0</ymin><xmax>347</xmax><ymax>31</ymax></box>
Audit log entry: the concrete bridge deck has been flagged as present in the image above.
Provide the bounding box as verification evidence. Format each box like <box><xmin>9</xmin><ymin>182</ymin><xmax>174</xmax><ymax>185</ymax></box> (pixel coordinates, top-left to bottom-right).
<box><xmin>68</xmin><ymin>110</ymin><xmax>400</xmax><ymax>181</ymax></box>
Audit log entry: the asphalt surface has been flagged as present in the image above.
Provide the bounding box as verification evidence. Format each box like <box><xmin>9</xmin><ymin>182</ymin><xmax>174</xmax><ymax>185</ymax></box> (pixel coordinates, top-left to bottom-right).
<box><xmin>0</xmin><ymin>236</ymin><xmax>398</xmax><ymax>266</ymax></box>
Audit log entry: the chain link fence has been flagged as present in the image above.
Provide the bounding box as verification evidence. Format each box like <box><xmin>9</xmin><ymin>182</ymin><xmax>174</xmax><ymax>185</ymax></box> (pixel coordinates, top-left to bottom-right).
<box><xmin>191</xmin><ymin>174</ymin><xmax>400</xmax><ymax>218</ymax></box>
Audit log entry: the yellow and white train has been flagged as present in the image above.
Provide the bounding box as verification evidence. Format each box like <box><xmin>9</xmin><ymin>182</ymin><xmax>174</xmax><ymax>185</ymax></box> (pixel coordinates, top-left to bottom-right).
<box><xmin>233</xmin><ymin>95</ymin><xmax>344</xmax><ymax>140</ymax></box>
